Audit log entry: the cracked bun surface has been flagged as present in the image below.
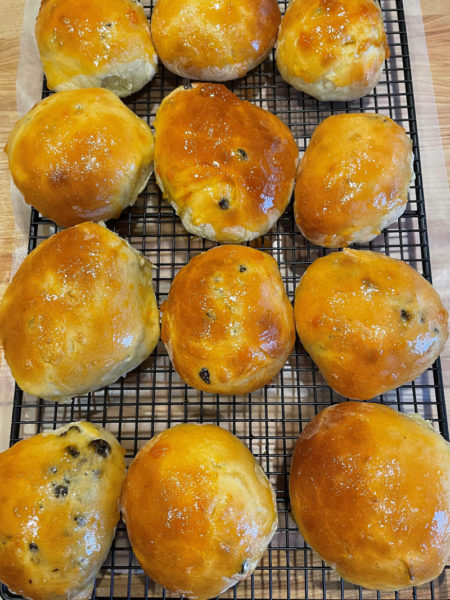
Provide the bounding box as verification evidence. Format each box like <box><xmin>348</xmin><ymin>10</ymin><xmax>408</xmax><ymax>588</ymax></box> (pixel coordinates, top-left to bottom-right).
<box><xmin>275</xmin><ymin>0</ymin><xmax>389</xmax><ymax>101</ymax></box>
<box><xmin>154</xmin><ymin>83</ymin><xmax>298</xmax><ymax>242</ymax></box>
<box><xmin>161</xmin><ymin>245</ymin><xmax>295</xmax><ymax>395</ymax></box>
<box><xmin>0</xmin><ymin>222</ymin><xmax>160</xmax><ymax>402</ymax></box>
<box><xmin>150</xmin><ymin>0</ymin><xmax>280</xmax><ymax>80</ymax></box>
<box><xmin>121</xmin><ymin>423</ymin><xmax>278</xmax><ymax>600</ymax></box>
<box><xmin>294</xmin><ymin>249</ymin><xmax>449</xmax><ymax>400</ymax></box>
<box><xmin>0</xmin><ymin>421</ymin><xmax>125</xmax><ymax>600</ymax></box>
<box><xmin>289</xmin><ymin>401</ymin><xmax>450</xmax><ymax>590</ymax></box>
<box><xmin>35</xmin><ymin>0</ymin><xmax>157</xmax><ymax>97</ymax></box>
<box><xmin>294</xmin><ymin>113</ymin><xmax>413</xmax><ymax>247</ymax></box>
<box><xmin>5</xmin><ymin>88</ymin><xmax>154</xmax><ymax>227</ymax></box>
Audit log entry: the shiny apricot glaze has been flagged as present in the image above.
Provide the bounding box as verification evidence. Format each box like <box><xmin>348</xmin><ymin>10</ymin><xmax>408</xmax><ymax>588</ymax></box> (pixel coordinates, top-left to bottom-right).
<box><xmin>151</xmin><ymin>0</ymin><xmax>280</xmax><ymax>79</ymax></box>
<box><xmin>122</xmin><ymin>423</ymin><xmax>277</xmax><ymax>600</ymax></box>
<box><xmin>161</xmin><ymin>244</ymin><xmax>295</xmax><ymax>394</ymax></box>
<box><xmin>0</xmin><ymin>422</ymin><xmax>125</xmax><ymax>600</ymax></box>
<box><xmin>294</xmin><ymin>249</ymin><xmax>448</xmax><ymax>400</ymax></box>
<box><xmin>0</xmin><ymin>222</ymin><xmax>160</xmax><ymax>401</ymax></box>
<box><xmin>154</xmin><ymin>83</ymin><xmax>298</xmax><ymax>242</ymax></box>
<box><xmin>290</xmin><ymin>402</ymin><xmax>450</xmax><ymax>590</ymax></box>
<box><xmin>36</xmin><ymin>0</ymin><xmax>156</xmax><ymax>93</ymax></box>
<box><xmin>5</xmin><ymin>88</ymin><xmax>154</xmax><ymax>227</ymax></box>
<box><xmin>276</xmin><ymin>0</ymin><xmax>389</xmax><ymax>100</ymax></box>
<box><xmin>286</xmin><ymin>0</ymin><xmax>388</xmax><ymax>83</ymax></box>
<box><xmin>294</xmin><ymin>113</ymin><xmax>412</xmax><ymax>247</ymax></box>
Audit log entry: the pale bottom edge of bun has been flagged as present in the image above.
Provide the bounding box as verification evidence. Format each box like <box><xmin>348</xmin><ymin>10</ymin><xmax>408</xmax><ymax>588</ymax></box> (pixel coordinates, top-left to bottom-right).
<box><xmin>18</xmin><ymin>325</ymin><xmax>160</xmax><ymax>403</ymax></box>
<box><xmin>332</xmin><ymin>562</ymin><xmax>441</xmax><ymax>592</ymax></box>
<box><xmin>122</xmin><ymin>475</ymin><xmax>278</xmax><ymax>600</ymax></box>
<box><xmin>291</xmin><ymin>512</ymin><xmax>441</xmax><ymax>593</ymax></box>
<box><xmin>54</xmin><ymin>57</ymin><xmax>158</xmax><ymax>98</ymax></box>
<box><xmin>275</xmin><ymin>56</ymin><xmax>385</xmax><ymax>102</ymax></box>
<box><xmin>6</xmin><ymin>579</ymin><xmax>96</xmax><ymax>600</ymax></box>
<box><xmin>153</xmin><ymin>169</ymin><xmax>260</xmax><ymax>242</ymax></box>
<box><xmin>178</xmin><ymin>205</ymin><xmax>264</xmax><ymax>243</ymax></box>
<box><xmin>123</xmin><ymin>160</ymin><xmax>154</xmax><ymax>215</ymax></box>
<box><xmin>159</xmin><ymin>53</ymin><xmax>271</xmax><ymax>83</ymax></box>
<box><xmin>162</xmin><ymin>337</ymin><xmax>294</xmax><ymax>396</ymax></box>
<box><xmin>154</xmin><ymin>143</ymin><xmax>292</xmax><ymax>243</ymax></box>
<box><xmin>296</xmin><ymin>199</ymin><xmax>408</xmax><ymax>248</ymax></box>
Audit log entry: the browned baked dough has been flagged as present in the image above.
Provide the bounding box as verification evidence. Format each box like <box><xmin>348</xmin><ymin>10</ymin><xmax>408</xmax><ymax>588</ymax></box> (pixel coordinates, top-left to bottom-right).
<box><xmin>161</xmin><ymin>244</ymin><xmax>295</xmax><ymax>394</ymax></box>
<box><xmin>0</xmin><ymin>222</ymin><xmax>160</xmax><ymax>402</ymax></box>
<box><xmin>0</xmin><ymin>421</ymin><xmax>125</xmax><ymax>600</ymax></box>
<box><xmin>294</xmin><ymin>113</ymin><xmax>413</xmax><ymax>247</ymax></box>
<box><xmin>121</xmin><ymin>423</ymin><xmax>277</xmax><ymax>600</ymax></box>
<box><xmin>294</xmin><ymin>249</ymin><xmax>448</xmax><ymax>399</ymax></box>
<box><xmin>276</xmin><ymin>0</ymin><xmax>389</xmax><ymax>101</ymax></box>
<box><xmin>290</xmin><ymin>401</ymin><xmax>450</xmax><ymax>590</ymax></box>
<box><xmin>5</xmin><ymin>88</ymin><xmax>154</xmax><ymax>227</ymax></box>
<box><xmin>35</xmin><ymin>0</ymin><xmax>157</xmax><ymax>97</ymax></box>
<box><xmin>150</xmin><ymin>0</ymin><xmax>280</xmax><ymax>80</ymax></box>
<box><xmin>154</xmin><ymin>83</ymin><xmax>298</xmax><ymax>242</ymax></box>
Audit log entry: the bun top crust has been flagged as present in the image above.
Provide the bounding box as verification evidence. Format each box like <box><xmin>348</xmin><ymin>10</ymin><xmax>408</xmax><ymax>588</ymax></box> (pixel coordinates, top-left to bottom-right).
<box><xmin>294</xmin><ymin>249</ymin><xmax>448</xmax><ymax>399</ymax></box>
<box><xmin>289</xmin><ymin>401</ymin><xmax>450</xmax><ymax>590</ymax></box>
<box><xmin>0</xmin><ymin>421</ymin><xmax>125</xmax><ymax>600</ymax></box>
<box><xmin>150</xmin><ymin>0</ymin><xmax>280</xmax><ymax>80</ymax></box>
<box><xmin>161</xmin><ymin>244</ymin><xmax>295</xmax><ymax>394</ymax></box>
<box><xmin>294</xmin><ymin>113</ymin><xmax>413</xmax><ymax>247</ymax></box>
<box><xmin>35</xmin><ymin>0</ymin><xmax>157</xmax><ymax>96</ymax></box>
<box><xmin>0</xmin><ymin>222</ymin><xmax>160</xmax><ymax>402</ymax></box>
<box><xmin>275</xmin><ymin>0</ymin><xmax>389</xmax><ymax>101</ymax></box>
<box><xmin>5</xmin><ymin>88</ymin><xmax>154</xmax><ymax>227</ymax></box>
<box><xmin>154</xmin><ymin>83</ymin><xmax>298</xmax><ymax>242</ymax></box>
<box><xmin>121</xmin><ymin>423</ymin><xmax>277</xmax><ymax>600</ymax></box>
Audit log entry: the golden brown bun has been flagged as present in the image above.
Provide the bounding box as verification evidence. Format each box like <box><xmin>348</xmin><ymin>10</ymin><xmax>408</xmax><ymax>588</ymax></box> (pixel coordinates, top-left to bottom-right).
<box><xmin>294</xmin><ymin>249</ymin><xmax>449</xmax><ymax>399</ymax></box>
<box><xmin>161</xmin><ymin>244</ymin><xmax>295</xmax><ymax>394</ymax></box>
<box><xmin>121</xmin><ymin>423</ymin><xmax>277</xmax><ymax>600</ymax></box>
<box><xmin>294</xmin><ymin>113</ymin><xmax>413</xmax><ymax>247</ymax></box>
<box><xmin>154</xmin><ymin>83</ymin><xmax>298</xmax><ymax>242</ymax></box>
<box><xmin>0</xmin><ymin>421</ymin><xmax>125</xmax><ymax>600</ymax></box>
<box><xmin>150</xmin><ymin>0</ymin><xmax>280</xmax><ymax>81</ymax></box>
<box><xmin>289</xmin><ymin>401</ymin><xmax>450</xmax><ymax>590</ymax></box>
<box><xmin>35</xmin><ymin>0</ymin><xmax>157</xmax><ymax>97</ymax></box>
<box><xmin>0</xmin><ymin>222</ymin><xmax>160</xmax><ymax>402</ymax></box>
<box><xmin>275</xmin><ymin>0</ymin><xmax>389</xmax><ymax>101</ymax></box>
<box><xmin>5</xmin><ymin>88</ymin><xmax>154</xmax><ymax>228</ymax></box>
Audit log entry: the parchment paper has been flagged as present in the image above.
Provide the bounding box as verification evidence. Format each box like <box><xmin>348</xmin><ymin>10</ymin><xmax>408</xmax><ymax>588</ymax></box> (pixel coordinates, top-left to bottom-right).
<box><xmin>0</xmin><ymin>0</ymin><xmax>42</xmax><ymax>451</ymax></box>
<box><xmin>10</xmin><ymin>0</ymin><xmax>42</xmax><ymax>232</ymax></box>
<box><xmin>404</xmin><ymin>2</ymin><xmax>450</xmax><ymax>394</ymax></box>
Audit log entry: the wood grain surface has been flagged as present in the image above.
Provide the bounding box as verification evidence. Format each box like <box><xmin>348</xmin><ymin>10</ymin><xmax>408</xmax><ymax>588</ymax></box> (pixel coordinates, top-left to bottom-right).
<box><xmin>421</xmin><ymin>0</ymin><xmax>450</xmax><ymax>174</ymax></box>
<box><xmin>0</xmin><ymin>0</ymin><xmax>26</xmax><ymax>300</ymax></box>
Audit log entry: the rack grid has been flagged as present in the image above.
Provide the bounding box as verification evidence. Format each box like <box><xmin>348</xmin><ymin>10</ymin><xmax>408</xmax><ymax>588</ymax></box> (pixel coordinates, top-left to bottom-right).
<box><xmin>2</xmin><ymin>1</ymin><xmax>448</xmax><ymax>599</ymax></box>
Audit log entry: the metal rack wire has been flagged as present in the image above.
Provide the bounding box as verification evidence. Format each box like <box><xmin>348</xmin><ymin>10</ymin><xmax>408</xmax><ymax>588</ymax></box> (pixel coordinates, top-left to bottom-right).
<box><xmin>1</xmin><ymin>0</ymin><xmax>448</xmax><ymax>599</ymax></box>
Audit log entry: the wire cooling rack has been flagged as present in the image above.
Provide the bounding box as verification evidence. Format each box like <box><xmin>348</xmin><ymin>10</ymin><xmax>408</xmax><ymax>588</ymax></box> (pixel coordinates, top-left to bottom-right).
<box><xmin>2</xmin><ymin>0</ymin><xmax>449</xmax><ymax>599</ymax></box>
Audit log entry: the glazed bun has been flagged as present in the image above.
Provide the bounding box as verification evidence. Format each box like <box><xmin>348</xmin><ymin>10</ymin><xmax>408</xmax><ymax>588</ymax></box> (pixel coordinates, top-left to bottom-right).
<box><xmin>294</xmin><ymin>249</ymin><xmax>448</xmax><ymax>400</ymax></box>
<box><xmin>0</xmin><ymin>421</ymin><xmax>125</xmax><ymax>600</ymax></box>
<box><xmin>35</xmin><ymin>0</ymin><xmax>157</xmax><ymax>97</ymax></box>
<box><xmin>121</xmin><ymin>423</ymin><xmax>277</xmax><ymax>600</ymax></box>
<box><xmin>161</xmin><ymin>245</ymin><xmax>295</xmax><ymax>395</ymax></box>
<box><xmin>275</xmin><ymin>0</ymin><xmax>389</xmax><ymax>101</ymax></box>
<box><xmin>154</xmin><ymin>83</ymin><xmax>298</xmax><ymax>242</ymax></box>
<box><xmin>0</xmin><ymin>222</ymin><xmax>160</xmax><ymax>402</ymax></box>
<box><xmin>5</xmin><ymin>88</ymin><xmax>154</xmax><ymax>227</ymax></box>
<box><xmin>150</xmin><ymin>0</ymin><xmax>280</xmax><ymax>81</ymax></box>
<box><xmin>294</xmin><ymin>113</ymin><xmax>413</xmax><ymax>247</ymax></box>
<box><xmin>290</xmin><ymin>401</ymin><xmax>450</xmax><ymax>590</ymax></box>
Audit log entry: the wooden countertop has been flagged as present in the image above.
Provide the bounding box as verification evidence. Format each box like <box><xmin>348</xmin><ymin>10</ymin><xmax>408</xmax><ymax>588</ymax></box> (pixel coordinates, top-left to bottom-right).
<box><xmin>0</xmin><ymin>0</ymin><xmax>449</xmax><ymax>428</ymax></box>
